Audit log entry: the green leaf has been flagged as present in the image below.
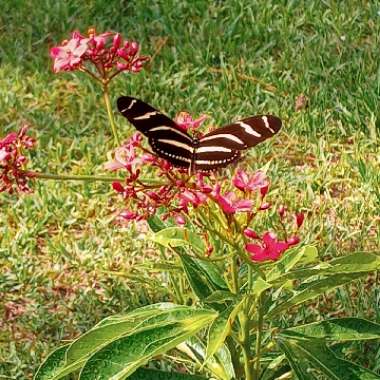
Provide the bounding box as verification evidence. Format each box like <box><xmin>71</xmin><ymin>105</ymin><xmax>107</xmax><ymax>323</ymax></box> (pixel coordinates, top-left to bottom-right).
<box><xmin>35</xmin><ymin>304</ymin><xmax>216</xmax><ymax>380</ymax></box>
<box><xmin>204</xmin><ymin>290</ymin><xmax>237</xmax><ymax>303</ymax></box>
<box><xmin>251</xmin><ymin>275</ymin><xmax>272</xmax><ymax>297</ymax></box>
<box><xmin>281</xmin><ymin>318</ymin><xmax>380</xmax><ymax>342</ymax></box>
<box><xmin>129</xmin><ymin>368</ymin><xmax>207</xmax><ymax>380</ymax></box>
<box><xmin>206</xmin><ymin>297</ymin><xmax>245</xmax><ymax>360</ymax></box>
<box><xmin>271</xmin><ymin>252</ymin><xmax>380</xmax><ymax>284</ymax></box>
<box><xmin>147</xmin><ymin>214</ymin><xmax>167</xmax><ymax>232</ymax></box>
<box><xmin>279</xmin><ymin>338</ymin><xmax>380</xmax><ymax>379</ymax></box>
<box><xmin>267</xmin><ymin>273</ymin><xmax>363</xmax><ymax>318</ymax></box>
<box><xmin>277</xmin><ymin>340</ymin><xmax>318</xmax><ymax>380</ymax></box>
<box><xmin>179</xmin><ymin>254</ymin><xmax>215</xmax><ymax>300</ymax></box>
<box><xmin>266</xmin><ymin>246</ymin><xmax>318</xmax><ymax>282</ymax></box>
<box><xmin>151</xmin><ymin>227</ymin><xmax>205</xmax><ymax>256</ymax></box>
<box><xmin>179</xmin><ymin>254</ymin><xmax>227</xmax><ymax>302</ymax></box>
<box><xmin>178</xmin><ymin>337</ymin><xmax>235</xmax><ymax>380</ymax></box>
<box><xmin>79</xmin><ymin>307</ymin><xmax>216</xmax><ymax>380</ymax></box>
<box><xmin>34</xmin><ymin>345</ymin><xmax>71</xmax><ymax>380</ymax></box>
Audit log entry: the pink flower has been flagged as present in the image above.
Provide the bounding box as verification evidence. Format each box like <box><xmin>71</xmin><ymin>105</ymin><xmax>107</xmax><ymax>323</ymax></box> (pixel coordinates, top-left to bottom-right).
<box><xmin>50</xmin><ymin>29</ymin><xmax>149</xmax><ymax>80</ymax></box>
<box><xmin>50</xmin><ymin>35</ymin><xmax>88</xmax><ymax>72</ymax></box>
<box><xmin>232</xmin><ymin>169</ymin><xmax>269</xmax><ymax>193</ymax></box>
<box><xmin>212</xmin><ymin>184</ymin><xmax>253</xmax><ymax>214</ymax></box>
<box><xmin>245</xmin><ymin>232</ymin><xmax>300</xmax><ymax>262</ymax></box>
<box><xmin>0</xmin><ymin>126</ymin><xmax>35</xmax><ymax>193</ymax></box>
<box><xmin>179</xmin><ymin>190</ymin><xmax>207</xmax><ymax>211</ymax></box>
<box><xmin>104</xmin><ymin>145</ymin><xmax>136</xmax><ymax>171</ymax></box>
<box><xmin>175</xmin><ymin>112</ymin><xmax>208</xmax><ymax>131</ymax></box>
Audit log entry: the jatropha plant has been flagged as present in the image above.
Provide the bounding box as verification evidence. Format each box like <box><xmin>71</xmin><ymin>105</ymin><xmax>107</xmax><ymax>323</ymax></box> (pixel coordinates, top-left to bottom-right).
<box><xmin>3</xmin><ymin>29</ymin><xmax>380</xmax><ymax>380</ymax></box>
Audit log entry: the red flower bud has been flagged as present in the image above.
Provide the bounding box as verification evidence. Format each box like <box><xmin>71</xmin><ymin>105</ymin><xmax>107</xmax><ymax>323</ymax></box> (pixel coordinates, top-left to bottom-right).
<box><xmin>287</xmin><ymin>236</ymin><xmax>300</xmax><ymax>246</ymax></box>
<box><xmin>244</xmin><ymin>228</ymin><xmax>260</xmax><ymax>239</ymax></box>
<box><xmin>112</xmin><ymin>181</ymin><xmax>125</xmax><ymax>193</ymax></box>
<box><xmin>295</xmin><ymin>212</ymin><xmax>305</xmax><ymax>228</ymax></box>
<box><xmin>278</xmin><ymin>205</ymin><xmax>286</xmax><ymax>219</ymax></box>
<box><xmin>259</xmin><ymin>202</ymin><xmax>271</xmax><ymax>211</ymax></box>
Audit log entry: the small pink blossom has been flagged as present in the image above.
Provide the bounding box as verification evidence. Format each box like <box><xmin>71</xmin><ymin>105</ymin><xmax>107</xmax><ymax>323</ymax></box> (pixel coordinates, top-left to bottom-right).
<box><xmin>212</xmin><ymin>184</ymin><xmax>253</xmax><ymax>214</ymax></box>
<box><xmin>50</xmin><ymin>29</ymin><xmax>149</xmax><ymax>79</ymax></box>
<box><xmin>105</xmin><ymin>145</ymin><xmax>136</xmax><ymax>171</ymax></box>
<box><xmin>179</xmin><ymin>190</ymin><xmax>207</xmax><ymax>211</ymax></box>
<box><xmin>50</xmin><ymin>35</ymin><xmax>89</xmax><ymax>72</ymax></box>
<box><xmin>232</xmin><ymin>169</ymin><xmax>269</xmax><ymax>193</ymax></box>
<box><xmin>245</xmin><ymin>232</ymin><xmax>300</xmax><ymax>262</ymax></box>
<box><xmin>0</xmin><ymin>126</ymin><xmax>36</xmax><ymax>193</ymax></box>
<box><xmin>175</xmin><ymin>112</ymin><xmax>208</xmax><ymax>131</ymax></box>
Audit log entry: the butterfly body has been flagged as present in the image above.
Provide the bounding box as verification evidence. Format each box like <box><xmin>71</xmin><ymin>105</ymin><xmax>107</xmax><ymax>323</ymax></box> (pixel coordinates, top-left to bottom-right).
<box><xmin>117</xmin><ymin>96</ymin><xmax>282</xmax><ymax>171</ymax></box>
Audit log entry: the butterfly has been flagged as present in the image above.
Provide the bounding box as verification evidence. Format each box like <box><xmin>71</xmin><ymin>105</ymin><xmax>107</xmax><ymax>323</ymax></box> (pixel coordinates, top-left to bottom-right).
<box><xmin>117</xmin><ymin>96</ymin><xmax>282</xmax><ymax>172</ymax></box>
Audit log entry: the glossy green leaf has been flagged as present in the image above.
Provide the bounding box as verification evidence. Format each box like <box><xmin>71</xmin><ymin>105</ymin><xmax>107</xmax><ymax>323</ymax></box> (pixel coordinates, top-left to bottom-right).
<box><xmin>259</xmin><ymin>354</ymin><xmax>291</xmax><ymax>380</ymax></box>
<box><xmin>267</xmin><ymin>273</ymin><xmax>363</xmax><ymax>318</ymax></box>
<box><xmin>35</xmin><ymin>304</ymin><xmax>216</xmax><ymax>380</ymax></box>
<box><xmin>281</xmin><ymin>318</ymin><xmax>380</xmax><ymax>342</ymax></box>
<box><xmin>79</xmin><ymin>307</ymin><xmax>216</xmax><ymax>380</ymax></box>
<box><xmin>151</xmin><ymin>227</ymin><xmax>205</xmax><ymax>256</ymax></box>
<box><xmin>34</xmin><ymin>345</ymin><xmax>71</xmax><ymax>380</ymax></box>
<box><xmin>251</xmin><ymin>275</ymin><xmax>272</xmax><ymax>297</ymax></box>
<box><xmin>279</xmin><ymin>338</ymin><xmax>380</xmax><ymax>379</ymax></box>
<box><xmin>266</xmin><ymin>245</ymin><xmax>318</xmax><ymax>282</ymax></box>
<box><xmin>179</xmin><ymin>254</ymin><xmax>215</xmax><ymax>300</ymax></box>
<box><xmin>178</xmin><ymin>337</ymin><xmax>235</xmax><ymax>380</ymax></box>
<box><xmin>271</xmin><ymin>252</ymin><xmax>380</xmax><ymax>284</ymax></box>
<box><xmin>129</xmin><ymin>368</ymin><xmax>207</xmax><ymax>380</ymax></box>
<box><xmin>204</xmin><ymin>290</ymin><xmax>237</xmax><ymax>304</ymax></box>
<box><xmin>147</xmin><ymin>214</ymin><xmax>167</xmax><ymax>232</ymax></box>
<box><xmin>179</xmin><ymin>254</ymin><xmax>227</xmax><ymax>302</ymax></box>
<box><xmin>206</xmin><ymin>297</ymin><xmax>245</xmax><ymax>360</ymax></box>
<box><xmin>277</xmin><ymin>340</ymin><xmax>318</xmax><ymax>380</ymax></box>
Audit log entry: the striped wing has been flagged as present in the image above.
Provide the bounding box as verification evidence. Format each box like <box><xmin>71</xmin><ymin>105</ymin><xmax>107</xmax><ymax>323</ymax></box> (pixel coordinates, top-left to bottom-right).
<box><xmin>194</xmin><ymin>115</ymin><xmax>282</xmax><ymax>171</ymax></box>
<box><xmin>117</xmin><ymin>96</ymin><xmax>194</xmax><ymax>168</ymax></box>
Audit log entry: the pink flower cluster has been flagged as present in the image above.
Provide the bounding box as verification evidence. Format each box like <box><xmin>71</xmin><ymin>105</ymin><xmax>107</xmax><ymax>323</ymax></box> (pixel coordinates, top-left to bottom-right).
<box><xmin>50</xmin><ymin>29</ymin><xmax>149</xmax><ymax>78</ymax></box>
<box><xmin>0</xmin><ymin>126</ymin><xmax>35</xmax><ymax>193</ymax></box>
<box><xmin>106</xmin><ymin>113</ymin><xmax>304</xmax><ymax>263</ymax></box>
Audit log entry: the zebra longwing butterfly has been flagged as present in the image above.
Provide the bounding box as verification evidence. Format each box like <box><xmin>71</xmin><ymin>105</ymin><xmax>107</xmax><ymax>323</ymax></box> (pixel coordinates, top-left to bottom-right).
<box><xmin>117</xmin><ymin>96</ymin><xmax>282</xmax><ymax>172</ymax></box>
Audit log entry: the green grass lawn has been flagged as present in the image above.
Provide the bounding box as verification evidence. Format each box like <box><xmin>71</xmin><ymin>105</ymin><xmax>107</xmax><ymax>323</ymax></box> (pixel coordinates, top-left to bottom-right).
<box><xmin>1</xmin><ymin>0</ymin><xmax>379</xmax><ymax>378</ymax></box>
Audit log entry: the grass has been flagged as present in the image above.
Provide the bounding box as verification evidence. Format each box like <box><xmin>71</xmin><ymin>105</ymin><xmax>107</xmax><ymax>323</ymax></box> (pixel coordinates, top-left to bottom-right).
<box><xmin>0</xmin><ymin>0</ymin><xmax>379</xmax><ymax>378</ymax></box>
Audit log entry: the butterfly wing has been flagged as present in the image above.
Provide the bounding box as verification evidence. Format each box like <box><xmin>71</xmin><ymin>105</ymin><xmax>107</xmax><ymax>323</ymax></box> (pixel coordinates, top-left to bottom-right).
<box><xmin>117</xmin><ymin>96</ymin><xmax>193</xmax><ymax>168</ymax></box>
<box><xmin>194</xmin><ymin>115</ymin><xmax>282</xmax><ymax>171</ymax></box>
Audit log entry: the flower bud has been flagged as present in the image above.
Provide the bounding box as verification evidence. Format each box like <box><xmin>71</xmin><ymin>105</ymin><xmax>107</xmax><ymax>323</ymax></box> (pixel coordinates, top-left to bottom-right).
<box><xmin>295</xmin><ymin>212</ymin><xmax>305</xmax><ymax>228</ymax></box>
<box><xmin>287</xmin><ymin>236</ymin><xmax>300</xmax><ymax>246</ymax></box>
<box><xmin>259</xmin><ymin>202</ymin><xmax>271</xmax><ymax>211</ymax></box>
<box><xmin>244</xmin><ymin>228</ymin><xmax>259</xmax><ymax>239</ymax></box>
<box><xmin>175</xmin><ymin>214</ymin><xmax>186</xmax><ymax>225</ymax></box>
<box><xmin>113</xmin><ymin>33</ymin><xmax>121</xmax><ymax>50</ymax></box>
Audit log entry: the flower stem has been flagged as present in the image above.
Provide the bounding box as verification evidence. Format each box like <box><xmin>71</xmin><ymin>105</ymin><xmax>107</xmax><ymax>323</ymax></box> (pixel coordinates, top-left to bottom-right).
<box><xmin>254</xmin><ymin>294</ymin><xmax>264</xmax><ymax>379</ymax></box>
<box><xmin>27</xmin><ymin>171</ymin><xmax>122</xmax><ymax>182</ymax></box>
<box><xmin>231</xmin><ymin>255</ymin><xmax>239</xmax><ymax>294</ymax></box>
<box><xmin>240</xmin><ymin>299</ymin><xmax>254</xmax><ymax>380</ymax></box>
<box><xmin>103</xmin><ymin>84</ymin><xmax>121</xmax><ymax>146</ymax></box>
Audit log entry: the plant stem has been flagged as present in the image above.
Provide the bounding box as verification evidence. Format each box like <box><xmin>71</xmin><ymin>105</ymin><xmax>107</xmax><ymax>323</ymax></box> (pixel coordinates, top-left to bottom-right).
<box><xmin>103</xmin><ymin>84</ymin><xmax>121</xmax><ymax>146</ymax></box>
<box><xmin>27</xmin><ymin>171</ymin><xmax>122</xmax><ymax>182</ymax></box>
<box><xmin>240</xmin><ymin>299</ymin><xmax>254</xmax><ymax>380</ymax></box>
<box><xmin>254</xmin><ymin>294</ymin><xmax>264</xmax><ymax>379</ymax></box>
<box><xmin>231</xmin><ymin>255</ymin><xmax>239</xmax><ymax>294</ymax></box>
